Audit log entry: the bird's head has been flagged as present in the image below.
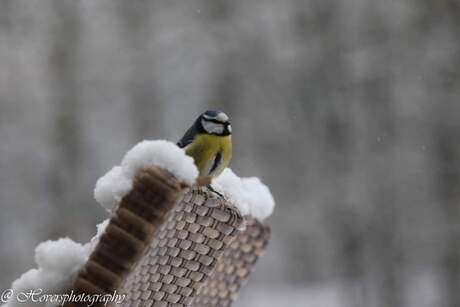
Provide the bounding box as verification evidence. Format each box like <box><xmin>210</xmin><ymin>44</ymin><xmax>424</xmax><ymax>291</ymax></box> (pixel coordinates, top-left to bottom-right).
<box><xmin>198</xmin><ymin>110</ymin><xmax>232</xmax><ymax>136</ymax></box>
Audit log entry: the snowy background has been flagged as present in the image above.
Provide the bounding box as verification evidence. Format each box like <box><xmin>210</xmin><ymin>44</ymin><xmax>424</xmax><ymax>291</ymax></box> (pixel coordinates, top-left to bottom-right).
<box><xmin>1</xmin><ymin>1</ymin><xmax>460</xmax><ymax>307</ymax></box>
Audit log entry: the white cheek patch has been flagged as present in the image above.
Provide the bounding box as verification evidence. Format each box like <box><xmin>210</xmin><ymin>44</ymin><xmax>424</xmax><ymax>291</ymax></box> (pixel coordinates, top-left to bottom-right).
<box><xmin>227</xmin><ymin>125</ymin><xmax>232</xmax><ymax>133</ymax></box>
<box><xmin>202</xmin><ymin>119</ymin><xmax>225</xmax><ymax>134</ymax></box>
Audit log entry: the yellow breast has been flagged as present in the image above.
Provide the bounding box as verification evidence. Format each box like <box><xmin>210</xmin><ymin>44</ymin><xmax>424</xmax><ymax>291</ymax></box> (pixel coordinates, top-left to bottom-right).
<box><xmin>184</xmin><ymin>134</ymin><xmax>232</xmax><ymax>177</ymax></box>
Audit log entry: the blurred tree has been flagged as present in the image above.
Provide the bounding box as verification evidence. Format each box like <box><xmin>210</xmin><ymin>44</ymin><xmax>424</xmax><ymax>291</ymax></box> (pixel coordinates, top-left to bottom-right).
<box><xmin>47</xmin><ymin>0</ymin><xmax>84</xmax><ymax>235</ymax></box>
<box><xmin>422</xmin><ymin>1</ymin><xmax>460</xmax><ymax>306</ymax></box>
<box><xmin>203</xmin><ymin>0</ymin><xmax>234</xmax><ymax>21</ymax></box>
<box><xmin>293</xmin><ymin>0</ymin><xmax>359</xmax><ymax>286</ymax></box>
<box><xmin>117</xmin><ymin>1</ymin><xmax>162</xmax><ymax>139</ymax></box>
<box><xmin>435</xmin><ymin>123</ymin><xmax>460</xmax><ymax>307</ymax></box>
<box><xmin>0</xmin><ymin>0</ymin><xmax>13</xmax><ymax>31</ymax></box>
<box><xmin>207</xmin><ymin>55</ymin><xmax>241</xmax><ymax>119</ymax></box>
<box><xmin>203</xmin><ymin>0</ymin><xmax>238</xmax><ymax>116</ymax></box>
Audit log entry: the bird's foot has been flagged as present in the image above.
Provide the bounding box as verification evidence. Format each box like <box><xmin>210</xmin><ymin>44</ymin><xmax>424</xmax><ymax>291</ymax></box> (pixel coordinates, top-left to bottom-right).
<box><xmin>207</xmin><ymin>185</ymin><xmax>224</xmax><ymax>198</ymax></box>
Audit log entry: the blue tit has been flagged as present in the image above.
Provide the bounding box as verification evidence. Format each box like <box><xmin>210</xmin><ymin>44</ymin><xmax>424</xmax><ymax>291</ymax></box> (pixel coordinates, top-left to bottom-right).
<box><xmin>177</xmin><ymin>110</ymin><xmax>232</xmax><ymax>178</ymax></box>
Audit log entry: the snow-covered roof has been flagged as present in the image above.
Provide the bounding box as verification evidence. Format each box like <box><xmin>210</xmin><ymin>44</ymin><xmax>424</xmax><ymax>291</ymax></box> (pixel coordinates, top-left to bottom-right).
<box><xmin>212</xmin><ymin>168</ymin><xmax>275</xmax><ymax>221</ymax></box>
<box><xmin>94</xmin><ymin>140</ymin><xmax>275</xmax><ymax>220</ymax></box>
<box><xmin>94</xmin><ymin>140</ymin><xmax>199</xmax><ymax>212</ymax></box>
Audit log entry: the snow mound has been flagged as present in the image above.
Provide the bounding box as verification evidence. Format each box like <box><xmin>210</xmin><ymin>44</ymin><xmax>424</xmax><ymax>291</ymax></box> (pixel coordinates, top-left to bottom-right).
<box><xmin>94</xmin><ymin>166</ymin><xmax>132</xmax><ymax>212</ymax></box>
<box><xmin>35</xmin><ymin>238</ymin><xmax>88</xmax><ymax>274</ymax></box>
<box><xmin>212</xmin><ymin>168</ymin><xmax>275</xmax><ymax>220</ymax></box>
<box><xmin>95</xmin><ymin>140</ymin><xmax>198</xmax><ymax>212</ymax></box>
<box><xmin>121</xmin><ymin>140</ymin><xmax>198</xmax><ymax>183</ymax></box>
<box><xmin>2</xmin><ymin>220</ymin><xmax>108</xmax><ymax>307</ymax></box>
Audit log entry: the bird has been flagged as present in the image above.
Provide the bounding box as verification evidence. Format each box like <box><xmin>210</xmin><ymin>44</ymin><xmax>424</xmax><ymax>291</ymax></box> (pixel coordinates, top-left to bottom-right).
<box><xmin>177</xmin><ymin>110</ymin><xmax>232</xmax><ymax>178</ymax></box>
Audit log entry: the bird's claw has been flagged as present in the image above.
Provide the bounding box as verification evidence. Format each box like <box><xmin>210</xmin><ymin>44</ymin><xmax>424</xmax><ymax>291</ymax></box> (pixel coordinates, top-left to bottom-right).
<box><xmin>207</xmin><ymin>185</ymin><xmax>224</xmax><ymax>198</ymax></box>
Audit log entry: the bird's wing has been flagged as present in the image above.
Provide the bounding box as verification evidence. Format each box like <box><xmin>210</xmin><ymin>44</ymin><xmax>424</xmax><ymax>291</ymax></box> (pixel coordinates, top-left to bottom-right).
<box><xmin>209</xmin><ymin>151</ymin><xmax>222</xmax><ymax>175</ymax></box>
<box><xmin>177</xmin><ymin>126</ymin><xmax>197</xmax><ymax>148</ymax></box>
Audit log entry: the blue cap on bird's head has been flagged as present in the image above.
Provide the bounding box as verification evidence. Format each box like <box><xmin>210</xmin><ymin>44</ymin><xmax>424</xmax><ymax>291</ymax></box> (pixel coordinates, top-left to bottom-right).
<box><xmin>199</xmin><ymin>110</ymin><xmax>232</xmax><ymax>135</ymax></box>
<box><xmin>202</xmin><ymin>110</ymin><xmax>230</xmax><ymax>123</ymax></box>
